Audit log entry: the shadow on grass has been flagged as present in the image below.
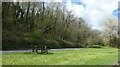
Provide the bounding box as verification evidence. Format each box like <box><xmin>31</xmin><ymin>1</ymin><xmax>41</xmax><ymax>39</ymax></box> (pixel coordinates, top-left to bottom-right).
<box><xmin>23</xmin><ymin>52</ymin><xmax>54</xmax><ymax>55</ymax></box>
<box><xmin>37</xmin><ymin>52</ymin><xmax>54</xmax><ymax>55</ymax></box>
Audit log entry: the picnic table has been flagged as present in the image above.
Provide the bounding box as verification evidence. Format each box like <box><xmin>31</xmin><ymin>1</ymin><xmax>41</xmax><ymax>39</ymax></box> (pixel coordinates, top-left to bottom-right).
<box><xmin>32</xmin><ymin>45</ymin><xmax>49</xmax><ymax>54</ymax></box>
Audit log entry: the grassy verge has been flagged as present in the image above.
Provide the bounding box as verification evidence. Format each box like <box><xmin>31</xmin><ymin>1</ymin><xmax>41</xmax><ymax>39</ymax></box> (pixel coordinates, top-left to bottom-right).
<box><xmin>2</xmin><ymin>47</ymin><xmax>118</xmax><ymax>65</ymax></box>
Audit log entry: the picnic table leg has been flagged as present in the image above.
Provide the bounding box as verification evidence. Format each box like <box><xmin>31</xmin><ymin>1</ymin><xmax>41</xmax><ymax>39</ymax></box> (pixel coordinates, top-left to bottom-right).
<box><xmin>41</xmin><ymin>50</ymin><xmax>44</xmax><ymax>54</ymax></box>
<box><xmin>46</xmin><ymin>49</ymin><xmax>48</xmax><ymax>54</ymax></box>
<box><xmin>43</xmin><ymin>49</ymin><xmax>48</xmax><ymax>54</ymax></box>
<box><xmin>44</xmin><ymin>46</ymin><xmax>48</xmax><ymax>54</ymax></box>
<box><xmin>36</xmin><ymin>49</ymin><xmax>38</xmax><ymax>53</ymax></box>
<box><xmin>32</xmin><ymin>49</ymin><xmax>34</xmax><ymax>52</ymax></box>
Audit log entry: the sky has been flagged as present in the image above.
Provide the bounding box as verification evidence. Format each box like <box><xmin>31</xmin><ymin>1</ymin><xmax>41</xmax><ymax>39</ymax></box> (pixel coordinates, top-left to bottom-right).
<box><xmin>64</xmin><ymin>0</ymin><xmax>119</xmax><ymax>31</ymax></box>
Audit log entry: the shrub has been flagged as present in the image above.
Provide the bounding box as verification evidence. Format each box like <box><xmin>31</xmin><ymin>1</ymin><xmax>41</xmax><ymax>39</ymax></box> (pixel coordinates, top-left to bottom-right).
<box><xmin>59</xmin><ymin>39</ymin><xmax>74</xmax><ymax>48</ymax></box>
<box><xmin>89</xmin><ymin>45</ymin><xmax>103</xmax><ymax>48</ymax></box>
<box><xmin>44</xmin><ymin>39</ymin><xmax>60</xmax><ymax>49</ymax></box>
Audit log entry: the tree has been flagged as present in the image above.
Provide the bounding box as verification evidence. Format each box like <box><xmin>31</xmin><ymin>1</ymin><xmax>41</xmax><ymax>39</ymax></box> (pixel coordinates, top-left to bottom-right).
<box><xmin>2</xmin><ymin>2</ymin><xmax>105</xmax><ymax>50</ymax></box>
<box><xmin>103</xmin><ymin>16</ymin><xmax>118</xmax><ymax>47</ymax></box>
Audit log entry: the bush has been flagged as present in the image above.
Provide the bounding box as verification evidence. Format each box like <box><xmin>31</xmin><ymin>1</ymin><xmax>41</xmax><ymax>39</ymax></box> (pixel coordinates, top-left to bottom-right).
<box><xmin>59</xmin><ymin>39</ymin><xmax>74</xmax><ymax>48</ymax></box>
<box><xmin>74</xmin><ymin>43</ymin><xmax>85</xmax><ymax>48</ymax></box>
<box><xmin>89</xmin><ymin>45</ymin><xmax>103</xmax><ymax>48</ymax></box>
<box><xmin>44</xmin><ymin>39</ymin><xmax>60</xmax><ymax>49</ymax></box>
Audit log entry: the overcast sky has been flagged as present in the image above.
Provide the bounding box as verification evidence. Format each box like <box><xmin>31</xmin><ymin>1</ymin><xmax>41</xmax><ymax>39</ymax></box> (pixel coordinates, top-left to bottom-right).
<box><xmin>65</xmin><ymin>0</ymin><xmax>119</xmax><ymax>31</ymax></box>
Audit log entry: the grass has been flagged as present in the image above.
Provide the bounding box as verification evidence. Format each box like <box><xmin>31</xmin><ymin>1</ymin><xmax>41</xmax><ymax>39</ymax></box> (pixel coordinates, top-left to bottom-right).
<box><xmin>2</xmin><ymin>47</ymin><xmax>118</xmax><ymax>65</ymax></box>
<box><xmin>0</xmin><ymin>54</ymin><xmax>2</xmax><ymax>66</ymax></box>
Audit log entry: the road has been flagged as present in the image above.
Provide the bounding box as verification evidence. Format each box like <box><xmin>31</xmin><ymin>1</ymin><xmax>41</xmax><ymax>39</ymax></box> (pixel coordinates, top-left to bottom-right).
<box><xmin>0</xmin><ymin>48</ymin><xmax>85</xmax><ymax>54</ymax></box>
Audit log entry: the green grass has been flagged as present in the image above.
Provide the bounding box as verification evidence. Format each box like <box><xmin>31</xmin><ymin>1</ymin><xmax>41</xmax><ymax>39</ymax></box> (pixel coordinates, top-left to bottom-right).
<box><xmin>0</xmin><ymin>54</ymin><xmax>2</xmax><ymax>66</ymax></box>
<box><xmin>2</xmin><ymin>47</ymin><xmax>118</xmax><ymax>65</ymax></box>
